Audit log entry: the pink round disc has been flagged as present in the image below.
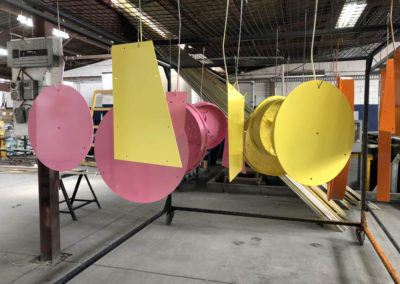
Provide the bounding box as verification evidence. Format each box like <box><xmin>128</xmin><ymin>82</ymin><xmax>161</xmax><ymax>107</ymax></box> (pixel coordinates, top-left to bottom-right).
<box><xmin>185</xmin><ymin>103</ymin><xmax>208</xmax><ymax>173</ymax></box>
<box><xmin>28</xmin><ymin>84</ymin><xmax>93</xmax><ymax>171</ymax></box>
<box><xmin>95</xmin><ymin>110</ymin><xmax>189</xmax><ymax>203</ymax></box>
<box><xmin>194</xmin><ymin>102</ymin><xmax>227</xmax><ymax>149</ymax></box>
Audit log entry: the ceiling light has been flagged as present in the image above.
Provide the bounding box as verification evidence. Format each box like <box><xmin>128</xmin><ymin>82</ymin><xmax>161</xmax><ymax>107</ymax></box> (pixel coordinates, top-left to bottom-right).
<box><xmin>189</xmin><ymin>53</ymin><xmax>213</xmax><ymax>64</ymax></box>
<box><xmin>17</xmin><ymin>15</ymin><xmax>33</xmax><ymax>27</ymax></box>
<box><xmin>52</xmin><ymin>28</ymin><xmax>70</xmax><ymax>39</ymax></box>
<box><xmin>335</xmin><ymin>0</ymin><xmax>367</xmax><ymax>29</ymax></box>
<box><xmin>0</xmin><ymin>48</ymin><xmax>7</xmax><ymax>56</ymax></box>
<box><xmin>211</xmin><ymin>67</ymin><xmax>225</xmax><ymax>73</ymax></box>
<box><xmin>111</xmin><ymin>0</ymin><xmax>168</xmax><ymax>38</ymax></box>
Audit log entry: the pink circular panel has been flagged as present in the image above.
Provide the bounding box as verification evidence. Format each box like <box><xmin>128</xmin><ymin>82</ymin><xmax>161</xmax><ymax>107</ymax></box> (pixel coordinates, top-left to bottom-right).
<box><xmin>185</xmin><ymin>104</ymin><xmax>208</xmax><ymax>173</ymax></box>
<box><xmin>95</xmin><ymin>110</ymin><xmax>189</xmax><ymax>203</ymax></box>
<box><xmin>194</xmin><ymin>102</ymin><xmax>227</xmax><ymax>149</ymax></box>
<box><xmin>28</xmin><ymin>84</ymin><xmax>93</xmax><ymax>171</ymax></box>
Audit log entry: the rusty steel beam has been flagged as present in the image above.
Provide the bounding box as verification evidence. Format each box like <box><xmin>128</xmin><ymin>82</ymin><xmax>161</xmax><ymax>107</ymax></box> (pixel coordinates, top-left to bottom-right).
<box><xmin>38</xmin><ymin>161</ymin><xmax>60</xmax><ymax>262</ymax></box>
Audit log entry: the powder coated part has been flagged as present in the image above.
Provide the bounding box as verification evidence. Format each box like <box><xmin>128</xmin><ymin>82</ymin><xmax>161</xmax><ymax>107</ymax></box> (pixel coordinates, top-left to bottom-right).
<box><xmin>194</xmin><ymin>102</ymin><xmax>227</xmax><ymax>149</ymax></box>
<box><xmin>28</xmin><ymin>84</ymin><xmax>93</xmax><ymax>171</ymax></box>
<box><xmin>184</xmin><ymin>103</ymin><xmax>208</xmax><ymax>173</ymax></box>
<box><xmin>95</xmin><ymin>110</ymin><xmax>189</xmax><ymax>203</ymax></box>
<box><xmin>112</xmin><ymin>41</ymin><xmax>181</xmax><ymax>167</ymax></box>
<box><xmin>274</xmin><ymin>80</ymin><xmax>354</xmax><ymax>186</ymax></box>
<box><xmin>166</xmin><ymin>91</ymin><xmax>188</xmax><ymax>137</ymax></box>
<box><xmin>244</xmin><ymin>115</ymin><xmax>285</xmax><ymax>176</ymax></box>
<box><xmin>222</xmin><ymin>133</ymin><xmax>246</xmax><ymax>174</ymax></box>
<box><xmin>227</xmin><ymin>83</ymin><xmax>245</xmax><ymax>182</ymax></box>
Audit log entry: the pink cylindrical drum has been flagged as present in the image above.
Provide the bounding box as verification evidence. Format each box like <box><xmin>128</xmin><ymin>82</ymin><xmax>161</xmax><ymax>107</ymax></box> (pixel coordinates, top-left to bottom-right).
<box><xmin>194</xmin><ymin>102</ymin><xmax>227</xmax><ymax>149</ymax></box>
<box><xmin>184</xmin><ymin>103</ymin><xmax>208</xmax><ymax>173</ymax></box>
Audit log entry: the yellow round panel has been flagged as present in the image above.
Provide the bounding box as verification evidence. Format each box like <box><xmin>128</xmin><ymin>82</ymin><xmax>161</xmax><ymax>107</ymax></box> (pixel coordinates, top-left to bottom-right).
<box><xmin>274</xmin><ymin>80</ymin><xmax>354</xmax><ymax>185</ymax></box>
<box><xmin>244</xmin><ymin>115</ymin><xmax>285</xmax><ymax>176</ymax></box>
<box><xmin>260</xmin><ymin>99</ymin><xmax>284</xmax><ymax>156</ymax></box>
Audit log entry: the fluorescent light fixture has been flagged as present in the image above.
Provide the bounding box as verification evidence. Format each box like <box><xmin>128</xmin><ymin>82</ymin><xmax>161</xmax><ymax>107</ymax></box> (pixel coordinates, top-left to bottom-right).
<box><xmin>111</xmin><ymin>0</ymin><xmax>168</xmax><ymax>38</ymax></box>
<box><xmin>0</xmin><ymin>48</ymin><xmax>7</xmax><ymax>56</ymax></box>
<box><xmin>211</xmin><ymin>67</ymin><xmax>225</xmax><ymax>73</ymax></box>
<box><xmin>63</xmin><ymin>81</ymin><xmax>74</xmax><ymax>87</ymax></box>
<box><xmin>52</xmin><ymin>28</ymin><xmax>70</xmax><ymax>39</ymax></box>
<box><xmin>335</xmin><ymin>0</ymin><xmax>367</xmax><ymax>29</ymax></box>
<box><xmin>189</xmin><ymin>53</ymin><xmax>213</xmax><ymax>64</ymax></box>
<box><xmin>17</xmin><ymin>15</ymin><xmax>33</xmax><ymax>27</ymax></box>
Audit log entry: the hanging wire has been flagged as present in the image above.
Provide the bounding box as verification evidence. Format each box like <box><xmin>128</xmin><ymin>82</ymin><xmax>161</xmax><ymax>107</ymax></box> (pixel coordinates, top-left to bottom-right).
<box><xmin>176</xmin><ymin>0</ymin><xmax>182</xmax><ymax>92</ymax></box>
<box><xmin>8</xmin><ymin>13</ymin><xmax>12</xmax><ymax>40</ymax></box>
<box><xmin>139</xmin><ymin>0</ymin><xmax>143</xmax><ymax>42</ymax></box>
<box><xmin>200</xmin><ymin>47</ymin><xmax>205</xmax><ymax>100</ymax></box>
<box><xmin>169</xmin><ymin>38</ymin><xmax>172</xmax><ymax>66</ymax></box>
<box><xmin>275</xmin><ymin>28</ymin><xmax>279</xmax><ymax>78</ymax></box>
<box><xmin>56</xmin><ymin>0</ymin><xmax>61</xmax><ymax>31</ymax></box>
<box><xmin>56</xmin><ymin>0</ymin><xmax>65</xmax><ymax>84</ymax></box>
<box><xmin>310</xmin><ymin>0</ymin><xmax>318</xmax><ymax>81</ymax></box>
<box><xmin>335</xmin><ymin>39</ymin><xmax>340</xmax><ymax>80</ymax></box>
<box><xmin>387</xmin><ymin>16</ymin><xmax>390</xmax><ymax>61</ymax></box>
<box><xmin>302</xmin><ymin>9</ymin><xmax>307</xmax><ymax>81</ymax></box>
<box><xmin>222</xmin><ymin>0</ymin><xmax>230</xmax><ymax>83</ymax></box>
<box><xmin>235</xmin><ymin>0</ymin><xmax>244</xmax><ymax>88</ymax></box>
<box><xmin>390</xmin><ymin>0</ymin><xmax>396</xmax><ymax>51</ymax></box>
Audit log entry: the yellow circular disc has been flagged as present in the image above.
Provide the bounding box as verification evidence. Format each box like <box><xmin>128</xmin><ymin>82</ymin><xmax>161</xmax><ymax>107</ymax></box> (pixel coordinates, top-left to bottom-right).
<box><xmin>250</xmin><ymin>96</ymin><xmax>284</xmax><ymax>151</ymax></box>
<box><xmin>244</xmin><ymin>115</ymin><xmax>285</xmax><ymax>176</ymax></box>
<box><xmin>260</xmin><ymin>99</ymin><xmax>284</xmax><ymax>156</ymax></box>
<box><xmin>274</xmin><ymin>80</ymin><xmax>354</xmax><ymax>185</ymax></box>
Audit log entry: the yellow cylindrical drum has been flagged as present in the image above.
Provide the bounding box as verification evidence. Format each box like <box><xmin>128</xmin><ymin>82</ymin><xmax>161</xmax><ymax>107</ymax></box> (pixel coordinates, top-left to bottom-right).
<box><xmin>244</xmin><ymin>80</ymin><xmax>355</xmax><ymax>186</ymax></box>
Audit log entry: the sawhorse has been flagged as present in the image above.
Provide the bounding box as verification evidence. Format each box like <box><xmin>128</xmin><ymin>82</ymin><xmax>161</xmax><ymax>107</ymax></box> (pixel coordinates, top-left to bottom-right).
<box><xmin>59</xmin><ymin>173</ymin><xmax>101</xmax><ymax>221</ymax></box>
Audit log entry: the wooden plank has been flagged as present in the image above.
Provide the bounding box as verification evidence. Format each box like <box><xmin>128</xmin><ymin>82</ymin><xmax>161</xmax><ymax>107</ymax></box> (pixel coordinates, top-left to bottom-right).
<box><xmin>346</xmin><ymin>185</ymin><xmax>362</xmax><ymax>200</ymax></box>
<box><xmin>281</xmin><ymin>175</ymin><xmax>344</xmax><ymax>231</ymax></box>
<box><xmin>309</xmin><ymin>186</ymin><xmax>347</xmax><ymax>219</ymax></box>
<box><xmin>320</xmin><ymin>184</ymin><xmax>352</xmax><ymax>209</ymax></box>
<box><xmin>93</xmin><ymin>107</ymin><xmax>111</xmax><ymax>112</ymax></box>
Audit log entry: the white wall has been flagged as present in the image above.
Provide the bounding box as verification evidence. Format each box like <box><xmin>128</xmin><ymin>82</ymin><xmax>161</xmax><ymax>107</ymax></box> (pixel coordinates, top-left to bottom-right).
<box><xmin>63</xmin><ymin>59</ymin><xmax>196</xmax><ymax>105</ymax></box>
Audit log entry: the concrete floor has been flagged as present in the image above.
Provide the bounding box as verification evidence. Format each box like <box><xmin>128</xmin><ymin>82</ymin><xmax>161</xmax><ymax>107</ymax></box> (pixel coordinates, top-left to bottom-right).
<box><xmin>1</xmin><ymin>173</ymin><xmax>400</xmax><ymax>284</ymax></box>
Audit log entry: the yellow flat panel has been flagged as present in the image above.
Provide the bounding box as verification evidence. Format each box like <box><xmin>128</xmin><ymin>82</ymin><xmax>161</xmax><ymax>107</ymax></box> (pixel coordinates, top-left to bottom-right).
<box><xmin>112</xmin><ymin>41</ymin><xmax>181</xmax><ymax>167</ymax></box>
<box><xmin>227</xmin><ymin>83</ymin><xmax>245</xmax><ymax>182</ymax></box>
<box><xmin>274</xmin><ymin>80</ymin><xmax>354</xmax><ymax>185</ymax></box>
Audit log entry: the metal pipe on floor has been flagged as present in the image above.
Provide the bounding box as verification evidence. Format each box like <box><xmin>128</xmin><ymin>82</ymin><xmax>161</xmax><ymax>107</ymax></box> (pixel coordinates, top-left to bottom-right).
<box><xmin>173</xmin><ymin>206</ymin><xmax>362</xmax><ymax>227</ymax></box>
<box><xmin>366</xmin><ymin>203</ymin><xmax>400</xmax><ymax>255</ymax></box>
<box><xmin>364</xmin><ymin>225</ymin><xmax>400</xmax><ymax>284</ymax></box>
<box><xmin>53</xmin><ymin>208</ymin><xmax>168</xmax><ymax>284</ymax></box>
